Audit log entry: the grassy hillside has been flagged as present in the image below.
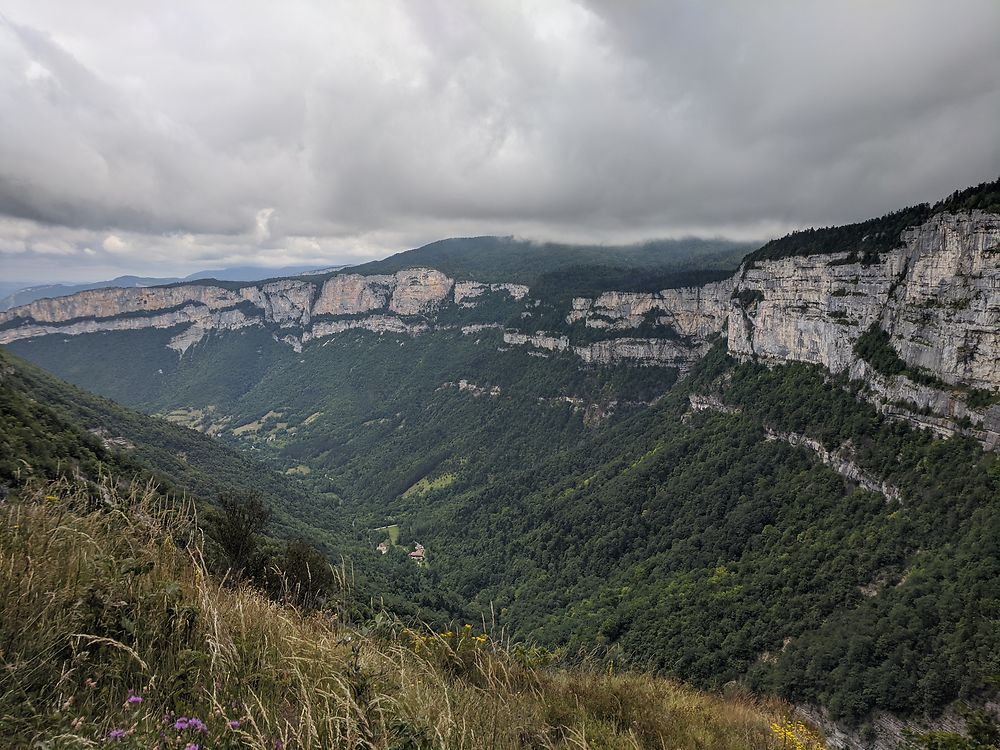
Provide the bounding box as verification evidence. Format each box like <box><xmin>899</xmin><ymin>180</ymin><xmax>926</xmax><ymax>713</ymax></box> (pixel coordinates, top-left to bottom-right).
<box><xmin>0</xmin><ymin>475</ymin><xmax>811</xmax><ymax>749</ymax></box>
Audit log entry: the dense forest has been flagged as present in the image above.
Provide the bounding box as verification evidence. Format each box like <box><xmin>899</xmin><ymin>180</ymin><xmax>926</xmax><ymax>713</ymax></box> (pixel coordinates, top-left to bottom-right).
<box><xmin>346</xmin><ymin>235</ymin><xmax>751</xmax><ymax>287</ymax></box>
<box><xmin>380</xmin><ymin>345</ymin><xmax>1000</xmax><ymax>725</ymax></box>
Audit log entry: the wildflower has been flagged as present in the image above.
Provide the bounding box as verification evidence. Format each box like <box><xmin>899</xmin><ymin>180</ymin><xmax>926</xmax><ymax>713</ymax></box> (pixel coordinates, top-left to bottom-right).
<box><xmin>108</xmin><ymin>729</ymin><xmax>126</xmax><ymax>741</ymax></box>
<box><xmin>174</xmin><ymin>717</ymin><xmax>190</xmax><ymax>731</ymax></box>
<box><xmin>228</xmin><ymin>720</ymin><xmax>241</xmax><ymax>729</ymax></box>
<box><xmin>188</xmin><ymin>717</ymin><xmax>208</xmax><ymax>733</ymax></box>
<box><xmin>184</xmin><ymin>744</ymin><xmax>199</xmax><ymax>750</ymax></box>
<box><xmin>126</xmin><ymin>689</ymin><xmax>143</xmax><ymax>706</ymax></box>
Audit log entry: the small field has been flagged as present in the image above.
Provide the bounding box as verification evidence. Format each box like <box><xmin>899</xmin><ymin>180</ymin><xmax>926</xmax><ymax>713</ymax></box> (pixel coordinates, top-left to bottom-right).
<box><xmin>403</xmin><ymin>472</ymin><xmax>456</xmax><ymax>498</ymax></box>
<box><xmin>375</xmin><ymin>523</ymin><xmax>401</xmax><ymax>545</ymax></box>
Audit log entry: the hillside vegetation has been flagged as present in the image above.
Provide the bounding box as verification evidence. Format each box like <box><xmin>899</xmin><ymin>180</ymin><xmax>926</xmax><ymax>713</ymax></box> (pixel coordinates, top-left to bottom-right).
<box><xmin>0</xmin><ymin>347</ymin><xmax>470</xmax><ymax>628</ymax></box>
<box><xmin>0</xmin><ymin>475</ymin><xmax>807</xmax><ymax>749</ymax></box>
<box><xmin>747</xmin><ymin>177</ymin><xmax>1000</xmax><ymax>265</ymax></box>
<box><xmin>411</xmin><ymin>347</ymin><xmax>1000</xmax><ymax>724</ymax></box>
<box><xmin>0</xmin><ymin>347</ymin><xmax>342</xmax><ymax>543</ymax></box>
<box><xmin>8</xmin><ymin>328</ymin><xmax>676</xmax><ymax>518</ymax></box>
<box><xmin>348</xmin><ymin>235</ymin><xmax>750</xmax><ymax>290</ymax></box>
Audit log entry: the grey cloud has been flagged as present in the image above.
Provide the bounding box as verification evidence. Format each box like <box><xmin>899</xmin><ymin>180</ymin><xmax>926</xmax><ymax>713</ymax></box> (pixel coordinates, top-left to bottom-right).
<box><xmin>0</xmin><ymin>0</ymin><xmax>998</xmax><ymax>280</ymax></box>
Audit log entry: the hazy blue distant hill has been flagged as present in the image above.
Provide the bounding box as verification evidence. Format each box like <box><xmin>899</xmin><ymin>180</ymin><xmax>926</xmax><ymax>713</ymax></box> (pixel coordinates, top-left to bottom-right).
<box><xmin>0</xmin><ymin>282</ymin><xmax>26</xmax><ymax>300</ymax></box>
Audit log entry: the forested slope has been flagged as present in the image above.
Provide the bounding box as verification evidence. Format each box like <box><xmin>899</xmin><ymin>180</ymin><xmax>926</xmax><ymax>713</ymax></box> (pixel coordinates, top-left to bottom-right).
<box><xmin>348</xmin><ymin>235</ymin><xmax>750</xmax><ymax>287</ymax></box>
<box><xmin>0</xmin><ymin>347</ymin><xmax>341</xmax><ymax>541</ymax></box>
<box><xmin>400</xmin><ymin>346</ymin><xmax>1000</xmax><ymax>724</ymax></box>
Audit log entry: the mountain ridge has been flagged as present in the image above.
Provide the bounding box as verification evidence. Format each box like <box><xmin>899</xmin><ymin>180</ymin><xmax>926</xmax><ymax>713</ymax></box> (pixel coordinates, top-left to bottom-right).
<box><xmin>3</xmin><ymin>184</ymin><xmax>998</xmax><ymax>449</ymax></box>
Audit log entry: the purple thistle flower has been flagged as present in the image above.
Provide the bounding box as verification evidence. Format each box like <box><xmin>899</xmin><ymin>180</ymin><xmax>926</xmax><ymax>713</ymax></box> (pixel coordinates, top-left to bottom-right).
<box><xmin>174</xmin><ymin>717</ymin><xmax>190</xmax><ymax>731</ymax></box>
<box><xmin>184</xmin><ymin>744</ymin><xmax>199</xmax><ymax>750</ymax></box>
<box><xmin>188</xmin><ymin>717</ymin><xmax>208</xmax><ymax>733</ymax></box>
<box><xmin>126</xmin><ymin>689</ymin><xmax>143</xmax><ymax>706</ymax></box>
<box><xmin>228</xmin><ymin>719</ymin><xmax>241</xmax><ymax>729</ymax></box>
<box><xmin>108</xmin><ymin>728</ymin><xmax>126</xmax><ymax>741</ymax></box>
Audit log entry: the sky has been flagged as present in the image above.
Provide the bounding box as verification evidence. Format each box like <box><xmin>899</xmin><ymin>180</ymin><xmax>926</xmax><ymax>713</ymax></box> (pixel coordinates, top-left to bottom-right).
<box><xmin>1</xmin><ymin>1</ymin><xmax>998</xmax><ymax>282</ymax></box>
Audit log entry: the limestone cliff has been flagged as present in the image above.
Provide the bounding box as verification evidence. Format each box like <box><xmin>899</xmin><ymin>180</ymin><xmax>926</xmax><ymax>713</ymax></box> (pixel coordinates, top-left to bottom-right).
<box><xmin>728</xmin><ymin>211</ymin><xmax>1000</xmax><ymax>449</ymax></box>
<box><xmin>2</xmin><ymin>208</ymin><xmax>998</xmax><ymax>447</ymax></box>
<box><xmin>565</xmin><ymin>210</ymin><xmax>1000</xmax><ymax>448</ymax></box>
<box><xmin>567</xmin><ymin>280</ymin><xmax>734</xmax><ymax>339</ymax></box>
<box><xmin>2</xmin><ymin>268</ymin><xmax>486</xmax><ymax>350</ymax></box>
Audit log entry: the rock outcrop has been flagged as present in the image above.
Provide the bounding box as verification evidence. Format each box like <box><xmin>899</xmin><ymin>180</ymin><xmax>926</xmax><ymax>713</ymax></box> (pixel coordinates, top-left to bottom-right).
<box><xmin>312</xmin><ymin>274</ymin><xmax>394</xmax><ymax>316</ymax></box>
<box><xmin>388</xmin><ymin>269</ymin><xmax>454</xmax><ymax>315</ymax></box>
<box><xmin>501</xmin><ymin>331</ymin><xmax>710</xmax><ymax>371</ymax></box>
<box><xmin>454</xmin><ymin>281</ymin><xmax>530</xmax><ymax>306</ymax></box>
<box><xmin>764</xmin><ymin>428</ymin><xmax>904</xmax><ymax>503</ymax></box>
<box><xmin>568</xmin><ymin>280</ymin><xmax>734</xmax><ymax>339</ymax></box>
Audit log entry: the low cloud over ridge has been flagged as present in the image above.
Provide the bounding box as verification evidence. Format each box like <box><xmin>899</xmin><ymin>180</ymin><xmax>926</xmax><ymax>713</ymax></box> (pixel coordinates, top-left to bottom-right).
<box><xmin>1</xmin><ymin>0</ymin><xmax>998</xmax><ymax>280</ymax></box>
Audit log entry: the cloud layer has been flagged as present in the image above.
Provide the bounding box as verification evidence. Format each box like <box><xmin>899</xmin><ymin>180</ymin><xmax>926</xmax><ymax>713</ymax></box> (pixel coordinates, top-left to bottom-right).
<box><xmin>1</xmin><ymin>0</ymin><xmax>998</xmax><ymax>280</ymax></box>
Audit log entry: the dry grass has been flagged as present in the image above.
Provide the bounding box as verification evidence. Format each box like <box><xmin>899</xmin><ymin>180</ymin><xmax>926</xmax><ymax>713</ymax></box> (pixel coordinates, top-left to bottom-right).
<box><xmin>0</xmin><ymin>477</ymin><xmax>809</xmax><ymax>749</ymax></box>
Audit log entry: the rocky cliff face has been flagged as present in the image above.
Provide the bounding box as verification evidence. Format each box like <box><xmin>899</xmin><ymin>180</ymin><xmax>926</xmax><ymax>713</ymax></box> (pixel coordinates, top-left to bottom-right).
<box><xmin>728</xmin><ymin>211</ymin><xmax>1000</xmax><ymax>449</ymax></box>
<box><xmin>2</xmin><ymin>268</ymin><xmax>490</xmax><ymax>352</ymax></box>
<box><xmin>502</xmin><ymin>331</ymin><xmax>712</xmax><ymax>373</ymax></box>
<box><xmin>567</xmin><ymin>280</ymin><xmax>734</xmax><ymax>339</ymax></box>
<box><xmin>564</xmin><ymin>210</ymin><xmax>1000</xmax><ymax>448</ymax></box>
<box><xmin>454</xmin><ymin>281</ymin><xmax>530</xmax><ymax>306</ymax></box>
<box><xmin>727</xmin><ymin>212</ymin><xmax>1000</xmax><ymax>384</ymax></box>
<box><xmin>3</xmin><ymin>210</ymin><xmax>998</xmax><ymax>447</ymax></box>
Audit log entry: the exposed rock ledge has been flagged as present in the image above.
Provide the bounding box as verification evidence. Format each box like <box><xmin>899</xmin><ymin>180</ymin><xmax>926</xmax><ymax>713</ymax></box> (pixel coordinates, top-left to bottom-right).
<box><xmin>687</xmin><ymin>393</ymin><xmax>903</xmax><ymax>502</ymax></box>
<box><xmin>764</xmin><ymin>429</ymin><xmax>903</xmax><ymax>503</ymax></box>
<box><xmin>502</xmin><ymin>332</ymin><xmax>710</xmax><ymax>371</ymax></box>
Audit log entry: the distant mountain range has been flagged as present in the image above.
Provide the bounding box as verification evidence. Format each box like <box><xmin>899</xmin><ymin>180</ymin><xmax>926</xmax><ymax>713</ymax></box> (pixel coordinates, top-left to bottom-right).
<box><xmin>0</xmin><ymin>264</ymin><xmax>344</xmax><ymax>310</ymax></box>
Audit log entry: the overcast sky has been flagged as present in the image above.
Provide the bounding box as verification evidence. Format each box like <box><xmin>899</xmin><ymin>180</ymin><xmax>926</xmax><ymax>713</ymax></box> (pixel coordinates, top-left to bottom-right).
<box><xmin>1</xmin><ymin>1</ymin><xmax>998</xmax><ymax>281</ymax></box>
